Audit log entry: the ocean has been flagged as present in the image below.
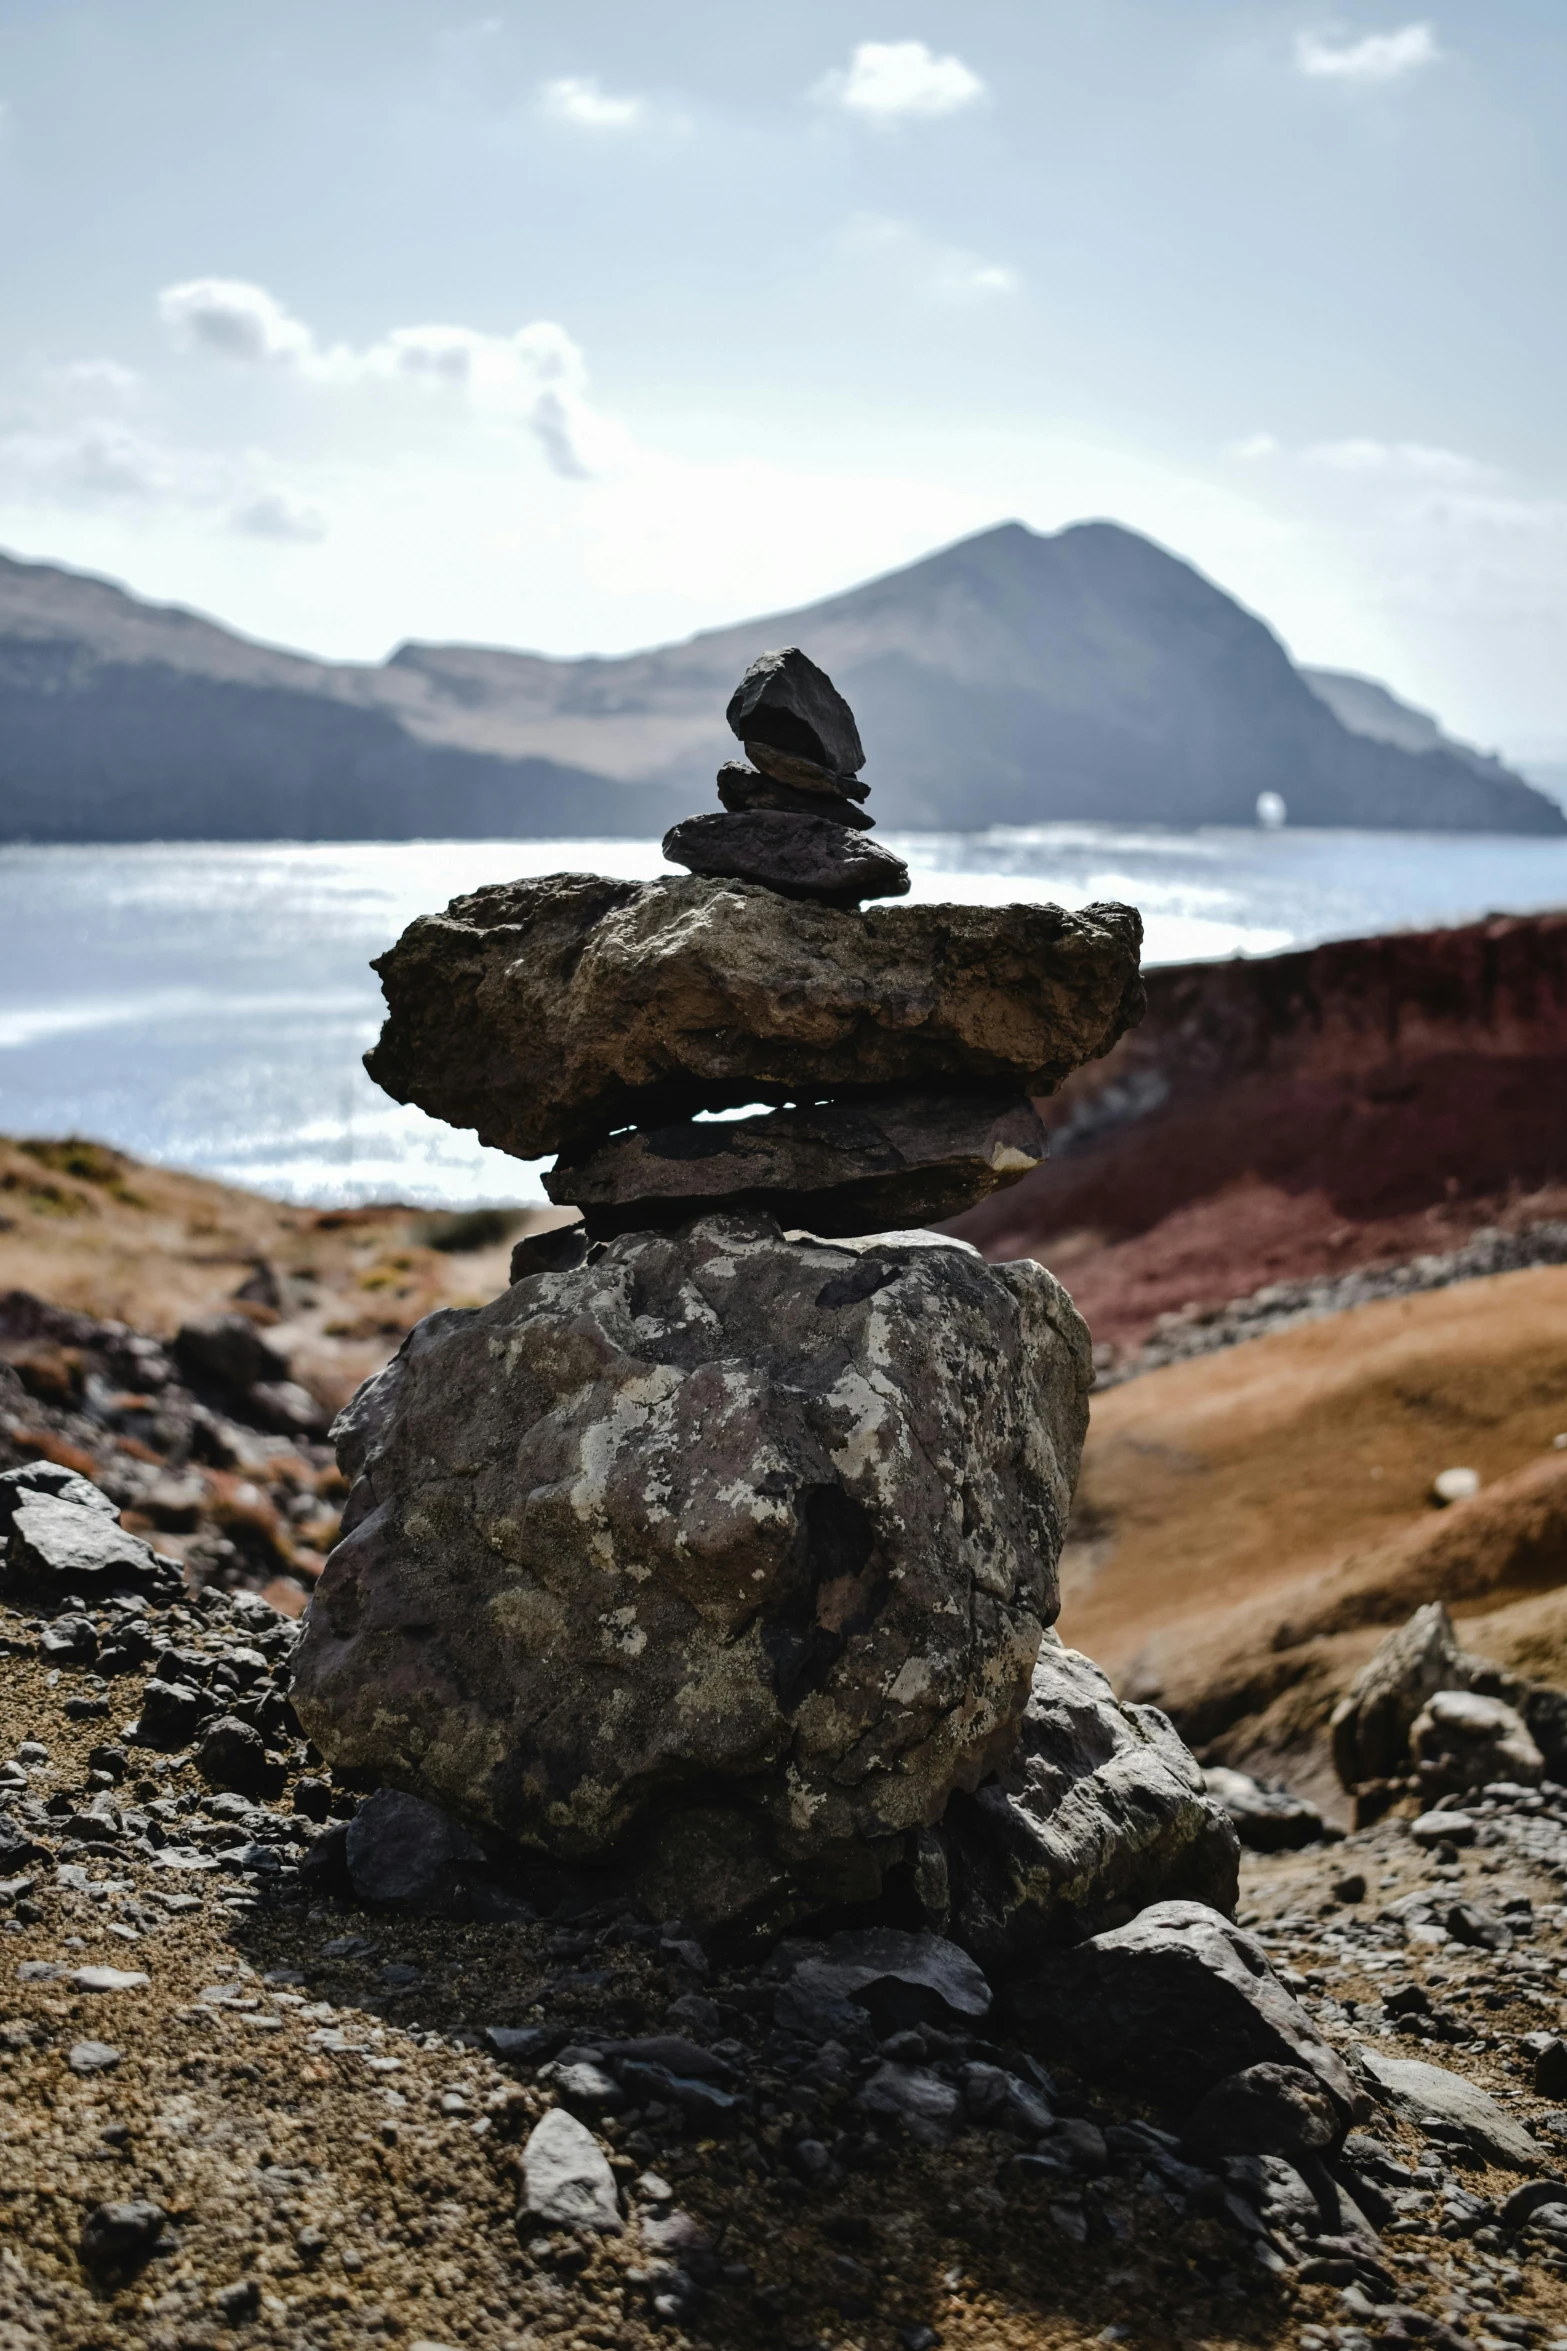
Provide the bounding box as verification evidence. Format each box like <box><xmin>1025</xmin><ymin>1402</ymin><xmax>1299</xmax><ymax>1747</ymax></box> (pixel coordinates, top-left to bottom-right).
<box><xmin>2</xmin><ymin>827</ymin><xmax>1565</xmax><ymax>1209</ymax></box>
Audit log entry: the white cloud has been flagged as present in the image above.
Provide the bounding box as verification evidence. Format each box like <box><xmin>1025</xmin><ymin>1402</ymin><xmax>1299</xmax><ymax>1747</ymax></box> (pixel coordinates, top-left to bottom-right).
<box><xmin>1301</xmin><ymin>437</ymin><xmax>1489</xmax><ymax>482</ymax></box>
<box><xmin>56</xmin><ymin>359</ymin><xmax>143</xmax><ymax>401</ymax></box>
<box><xmin>814</xmin><ymin>40</ymin><xmax>984</xmax><ymax>124</ymax></box>
<box><xmin>837</xmin><ymin>214</ymin><xmax>1018</xmax><ymax>300</ymax></box>
<box><xmin>1230</xmin><ymin>432</ymin><xmax>1281</xmax><ymax>461</ymax></box>
<box><xmin>538</xmin><ymin>74</ymin><xmax>645</xmax><ymax>130</ymax></box>
<box><xmin>155</xmin><ymin>280</ymin><xmax>604</xmax><ymax>478</ymax></box>
<box><xmin>1293</xmin><ymin>23</ymin><xmax>1441</xmax><ymax>84</ymax></box>
<box><xmin>159</xmin><ymin>278</ymin><xmax>314</xmax><ymax>365</ymax></box>
<box><xmin>231</xmin><ymin>488</ymin><xmax>329</xmax><ymax>543</ymax></box>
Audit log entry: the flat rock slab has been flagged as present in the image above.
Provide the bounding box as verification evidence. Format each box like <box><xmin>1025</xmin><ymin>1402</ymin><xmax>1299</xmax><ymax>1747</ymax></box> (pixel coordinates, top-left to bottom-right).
<box><xmin>293</xmin><ymin>1214</ymin><xmax>1092</xmax><ymax>1933</ymax></box>
<box><xmin>1356</xmin><ymin>2046</ymin><xmax>1544</xmax><ymax>2169</ymax></box>
<box><xmin>943</xmin><ymin>1635</ymin><xmax>1239</xmax><ymax>1972</ymax></box>
<box><xmin>544</xmin><ymin>1090</ymin><xmax>1048</xmax><ymax>1238</ymax></box>
<box><xmin>662</xmin><ymin>812</ymin><xmax>909</xmax><ymax>907</ymax></box>
<box><xmin>716</xmin><ymin>761</ymin><xmax>873</xmax><ymax>829</ymax></box>
<box><xmin>366</xmin><ymin>873</ymin><xmax>1144</xmax><ymax>1160</ymax></box>
<box><xmin>3</xmin><ymin>1490</ymin><xmax>181</xmax><ymax>1605</ymax></box>
<box><xmin>1013</xmin><ymin>1897</ymin><xmax>1359</xmax><ymax>2124</ymax></box>
<box><xmin>726</xmin><ymin>646</ymin><xmax>865</xmax><ymax>778</ymax></box>
<box><xmin>775</xmin><ymin>1929</ymin><xmax>992</xmax><ymax>2044</ymax></box>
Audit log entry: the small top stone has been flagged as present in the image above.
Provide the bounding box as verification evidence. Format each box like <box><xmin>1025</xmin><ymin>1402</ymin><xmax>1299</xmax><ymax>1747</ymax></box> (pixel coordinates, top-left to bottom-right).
<box><xmin>726</xmin><ymin>647</ymin><xmax>865</xmax><ymax>780</ymax></box>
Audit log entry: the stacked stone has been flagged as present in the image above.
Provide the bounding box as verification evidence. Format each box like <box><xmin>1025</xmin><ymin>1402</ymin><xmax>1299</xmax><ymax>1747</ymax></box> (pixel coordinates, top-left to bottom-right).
<box><xmin>662</xmin><ymin>645</ymin><xmax>910</xmax><ymax>911</ymax></box>
<box><xmin>291</xmin><ymin>651</ymin><xmax>1189</xmax><ymax>1939</ymax></box>
<box><xmin>365</xmin><ymin>646</ymin><xmax>1145</xmax><ymax>1242</ymax></box>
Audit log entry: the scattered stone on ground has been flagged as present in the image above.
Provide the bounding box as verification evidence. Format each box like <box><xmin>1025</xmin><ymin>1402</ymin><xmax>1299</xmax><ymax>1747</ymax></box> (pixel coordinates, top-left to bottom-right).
<box><xmin>13</xmin><ymin>1570</ymin><xmax>1567</xmax><ymax>2350</ymax></box>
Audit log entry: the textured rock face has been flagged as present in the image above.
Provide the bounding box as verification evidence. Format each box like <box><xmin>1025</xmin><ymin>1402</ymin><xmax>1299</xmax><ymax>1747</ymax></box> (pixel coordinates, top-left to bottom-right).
<box><xmin>545</xmin><ymin>1091</ymin><xmax>1047</xmax><ymax>1240</ymax></box>
<box><xmin>1330</xmin><ymin>1602</ymin><xmax>1482</xmax><ymax>1791</ymax></box>
<box><xmin>292</xmin><ymin>1216</ymin><xmax>1092</xmax><ymax>1929</ymax></box>
<box><xmin>942</xmin><ymin>1636</ymin><xmax>1240</xmax><ymax>1969</ymax></box>
<box><xmin>662</xmin><ymin>811</ymin><xmax>910</xmax><ymax>907</ymax></box>
<box><xmin>365</xmin><ymin>873</ymin><xmax>1145</xmax><ymax>1158</ymax></box>
<box><xmin>1013</xmin><ymin>1899</ymin><xmax>1359</xmax><ymax>2125</ymax></box>
<box><xmin>1</xmin><ymin>1469</ymin><xmax>180</xmax><ymax>1605</ymax></box>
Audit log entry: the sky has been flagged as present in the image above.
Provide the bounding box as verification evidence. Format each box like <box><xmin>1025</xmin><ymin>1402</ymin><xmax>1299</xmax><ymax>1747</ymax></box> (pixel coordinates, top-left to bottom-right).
<box><xmin>1</xmin><ymin>1</ymin><xmax>1564</xmax><ymax>755</ymax></box>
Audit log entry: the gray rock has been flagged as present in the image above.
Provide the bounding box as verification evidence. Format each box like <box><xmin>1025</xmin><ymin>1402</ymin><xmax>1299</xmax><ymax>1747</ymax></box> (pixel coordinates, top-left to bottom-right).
<box><xmin>856</xmin><ymin>2061</ymin><xmax>963</xmax><ymax>2148</ymax></box>
<box><xmin>776</xmin><ymin>1929</ymin><xmax>993</xmax><ymax>2043</ymax></box>
<box><xmin>544</xmin><ymin>1091</ymin><xmax>1048</xmax><ymax>1239</ymax></box>
<box><xmin>1330</xmin><ymin>1602</ymin><xmax>1485</xmax><ymax>1791</ymax></box>
<box><xmin>662</xmin><ymin>812</ymin><xmax>909</xmax><ymax>909</ymax></box>
<box><xmin>541</xmin><ymin>2058</ymin><xmax>625</xmax><ymax>2114</ymax></box>
<box><xmin>1182</xmin><ymin>2063</ymin><xmax>1338</xmax><ymax>2160</ymax></box>
<box><xmin>294</xmin><ymin>1216</ymin><xmax>1091</xmax><ymax>1932</ymax></box>
<box><xmin>1013</xmin><ymin>1899</ymin><xmax>1359</xmax><ymax>2125</ymax></box>
<box><xmin>1409</xmin><ymin>1689</ymin><xmax>1544</xmax><ymax>1795</ymax></box>
<box><xmin>520</xmin><ymin>2105</ymin><xmax>621</xmax><ymax>2231</ymax></box>
<box><xmin>0</xmin><ymin>1461</ymin><xmax>119</xmax><ymax>1531</ymax></box>
<box><xmin>943</xmin><ymin>1636</ymin><xmax>1239</xmax><ymax>1971</ymax></box>
<box><xmin>726</xmin><ymin>647</ymin><xmax>865</xmax><ymax>779</ymax></box>
<box><xmin>3</xmin><ymin>1493</ymin><xmax>180</xmax><ymax>1605</ymax></box>
<box><xmin>40</xmin><ymin>1614</ymin><xmax>98</xmax><ymax>1664</ymax></box>
<box><xmin>135</xmin><ymin>1678</ymin><xmax>206</xmax><ymax>1748</ymax></box>
<box><xmin>960</xmin><ymin>2060</ymin><xmax>1055</xmax><ymax>2135</ymax></box>
<box><xmin>716</xmin><ymin>761</ymin><xmax>873</xmax><ymax>829</ymax></box>
<box><xmin>68</xmin><ymin>2040</ymin><xmax>124</xmax><ymax>2075</ymax></box>
<box><xmin>194</xmin><ymin>1716</ymin><xmax>279</xmax><ymax>1800</ymax></box>
<box><xmin>174</xmin><ymin>1312</ymin><xmax>289</xmax><ymax>1393</ymax></box>
<box><xmin>248</xmin><ymin>1378</ymin><xmax>330</xmax><ymax>1437</ymax></box>
<box><xmin>79</xmin><ymin>2199</ymin><xmax>167</xmax><ymax>2267</ymax></box>
<box><xmin>1202</xmin><ymin>1765</ymin><xmax>1335</xmax><ymax>1853</ymax></box>
<box><xmin>364</xmin><ymin>873</ymin><xmax>1144</xmax><ymax>1160</ymax></box>
<box><xmin>0</xmin><ymin>1817</ymin><xmax>49</xmax><ymax>1872</ymax></box>
<box><xmin>1356</xmin><ymin>2045</ymin><xmax>1544</xmax><ymax>2170</ymax></box>
<box><xmin>344</xmin><ymin>1787</ymin><xmax>489</xmax><ymax>1918</ymax></box>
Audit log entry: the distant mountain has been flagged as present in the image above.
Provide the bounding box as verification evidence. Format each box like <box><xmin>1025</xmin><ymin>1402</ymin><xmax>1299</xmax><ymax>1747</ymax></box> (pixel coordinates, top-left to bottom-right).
<box><xmin>1302</xmin><ymin>667</ymin><xmax>1507</xmax><ymax>773</ymax></box>
<box><xmin>0</xmin><ymin>521</ymin><xmax>1560</xmax><ymax>840</ymax></box>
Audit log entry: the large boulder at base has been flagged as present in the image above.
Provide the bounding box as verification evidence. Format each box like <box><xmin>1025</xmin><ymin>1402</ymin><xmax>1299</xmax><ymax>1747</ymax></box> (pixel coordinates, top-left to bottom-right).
<box><xmin>941</xmin><ymin>1636</ymin><xmax>1240</xmax><ymax>1971</ymax></box>
<box><xmin>1011</xmin><ymin>1898</ymin><xmax>1360</xmax><ymax>2128</ymax></box>
<box><xmin>544</xmin><ymin>1090</ymin><xmax>1047</xmax><ymax>1240</ymax></box>
<box><xmin>291</xmin><ymin>1215</ymin><xmax>1091</xmax><ymax>1932</ymax></box>
<box><xmin>1330</xmin><ymin>1602</ymin><xmax>1485</xmax><ymax>1792</ymax></box>
<box><xmin>363</xmin><ymin>874</ymin><xmax>1145</xmax><ymax>1158</ymax></box>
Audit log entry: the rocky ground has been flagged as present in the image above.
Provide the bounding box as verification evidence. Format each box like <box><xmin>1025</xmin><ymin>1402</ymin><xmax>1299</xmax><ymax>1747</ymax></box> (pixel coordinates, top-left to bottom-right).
<box><xmin>10</xmin><ymin>1575</ymin><xmax>1567</xmax><ymax>2351</ymax></box>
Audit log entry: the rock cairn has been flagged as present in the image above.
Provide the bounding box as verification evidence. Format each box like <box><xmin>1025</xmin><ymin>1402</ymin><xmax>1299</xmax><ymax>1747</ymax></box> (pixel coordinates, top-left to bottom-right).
<box><xmin>294</xmin><ymin>648</ymin><xmax>1216</xmax><ymax>1940</ymax></box>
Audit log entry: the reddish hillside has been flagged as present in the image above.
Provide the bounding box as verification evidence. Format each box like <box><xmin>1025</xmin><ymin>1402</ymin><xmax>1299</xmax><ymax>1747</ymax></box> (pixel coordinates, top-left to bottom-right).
<box><xmin>949</xmin><ymin>908</ymin><xmax>1567</xmax><ymax>1355</ymax></box>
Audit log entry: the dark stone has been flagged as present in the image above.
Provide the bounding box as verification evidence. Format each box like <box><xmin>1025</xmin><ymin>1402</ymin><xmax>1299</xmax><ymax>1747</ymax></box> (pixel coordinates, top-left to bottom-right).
<box><xmin>725</xmin><ymin>647</ymin><xmax>865</xmax><ymax>779</ymax></box>
<box><xmin>508</xmin><ymin>1225</ymin><xmax>589</xmax><ymax>1283</ymax></box>
<box><xmin>545</xmin><ymin>1091</ymin><xmax>1047</xmax><ymax>1239</ymax></box>
<box><xmin>1182</xmin><ymin>2063</ymin><xmax>1339</xmax><ymax>2160</ymax></box>
<box><xmin>298</xmin><ymin>1819</ymin><xmax>352</xmax><ymax>1899</ymax></box>
<box><xmin>856</xmin><ymin>2061</ymin><xmax>962</xmax><ymax>2148</ymax></box>
<box><xmin>344</xmin><ymin>1786</ymin><xmax>490</xmax><ymax>1917</ymax></box>
<box><xmin>0</xmin><ymin>1817</ymin><xmax>51</xmax><ymax>1873</ymax></box>
<box><xmin>1524</xmin><ymin>2034</ymin><xmax>1567</xmax><ymax>2100</ymax></box>
<box><xmin>775</xmin><ymin>1930</ymin><xmax>992</xmax><ymax>2043</ymax></box>
<box><xmin>744</xmin><ymin>738</ymin><xmax>870</xmax><ymax>797</ymax></box>
<box><xmin>195</xmin><ymin>1715</ymin><xmax>282</xmax><ymax>1799</ymax></box>
<box><xmin>247</xmin><ymin>1378</ymin><xmax>329</xmax><ymax>1438</ymax></box>
<box><xmin>41</xmin><ymin>1614</ymin><xmax>98</xmax><ymax>1664</ymax></box>
<box><xmin>174</xmin><ymin>1313</ymin><xmax>289</xmax><ymax>1395</ymax></box>
<box><xmin>1202</xmin><ymin>1765</ymin><xmax>1336</xmax><ymax>1853</ymax></box>
<box><xmin>365</xmin><ymin>873</ymin><xmax>1143</xmax><ymax>1160</ymax></box>
<box><xmin>662</xmin><ymin>812</ymin><xmax>909</xmax><ymax>908</ymax></box>
<box><xmin>943</xmin><ymin>1636</ymin><xmax>1240</xmax><ymax>1971</ymax></box>
<box><xmin>79</xmin><ymin>2199</ymin><xmax>167</xmax><ymax>2269</ymax></box>
<box><xmin>717</xmin><ymin>762</ymin><xmax>873</xmax><ymax>829</ymax></box>
<box><xmin>215</xmin><ymin>2279</ymin><xmax>261</xmax><ymax>2323</ymax></box>
<box><xmin>135</xmin><ymin>1678</ymin><xmax>208</xmax><ymax>1748</ymax></box>
<box><xmin>1011</xmin><ymin>1898</ymin><xmax>1360</xmax><ymax>2126</ymax></box>
<box><xmin>291</xmin><ymin>1777</ymin><xmax>333</xmax><ymax>1822</ymax></box>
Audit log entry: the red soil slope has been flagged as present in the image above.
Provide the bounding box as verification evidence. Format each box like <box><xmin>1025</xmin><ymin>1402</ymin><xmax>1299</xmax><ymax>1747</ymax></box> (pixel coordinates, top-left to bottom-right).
<box><xmin>950</xmin><ymin>909</ymin><xmax>1567</xmax><ymax>1355</ymax></box>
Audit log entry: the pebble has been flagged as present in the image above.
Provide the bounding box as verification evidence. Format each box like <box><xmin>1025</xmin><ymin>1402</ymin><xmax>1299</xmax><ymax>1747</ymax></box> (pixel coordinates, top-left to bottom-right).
<box><xmin>68</xmin><ymin>2040</ymin><xmax>124</xmax><ymax>2074</ymax></box>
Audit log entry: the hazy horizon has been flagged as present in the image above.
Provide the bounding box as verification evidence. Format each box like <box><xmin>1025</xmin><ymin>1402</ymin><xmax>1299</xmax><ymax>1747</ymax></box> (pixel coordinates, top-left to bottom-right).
<box><xmin>2</xmin><ymin>2</ymin><xmax>1565</xmax><ymax>756</ymax></box>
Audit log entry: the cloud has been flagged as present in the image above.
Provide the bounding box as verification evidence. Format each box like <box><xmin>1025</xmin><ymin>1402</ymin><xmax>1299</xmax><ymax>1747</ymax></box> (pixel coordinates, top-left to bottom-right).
<box><xmin>814</xmin><ymin>40</ymin><xmax>984</xmax><ymax>123</ymax></box>
<box><xmin>1301</xmin><ymin>437</ymin><xmax>1489</xmax><ymax>482</ymax></box>
<box><xmin>155</xmin><ymin>281</ymin><xmax>603</xmax><ymax>477</ymax></box>
<box><xmin>230</xmin><ymin>488</ymin><xmax>329</xmax><ymax>542</ymax></box>
<box><xmin>56</xmin><ymin>359</ymin><xmax>143</xmax><ymax>401</ymax></box>
<box><xmin>1293</xmin><ymin>23</ymin><xmax>1441</xmax><ymax>84</ymax></box>
<box><xmin>837</xmin><ymin>214</ymin><xmax>1018</xmax><ymax>300</ymax></box>
<box><xmin>538</xmin><ymin>74</ymin><xmax>645</xmax><ymax>130</ymax></box>
<box><xmin>159</xmin><ymin>278</ymin><xmax>314</xmax><ymax>364</ymax></box>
